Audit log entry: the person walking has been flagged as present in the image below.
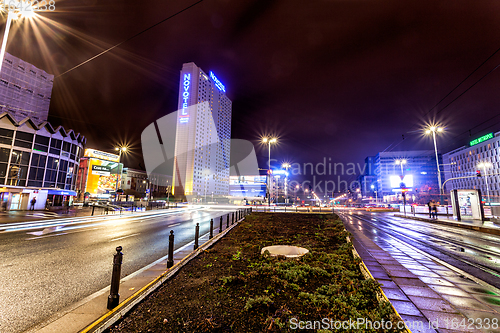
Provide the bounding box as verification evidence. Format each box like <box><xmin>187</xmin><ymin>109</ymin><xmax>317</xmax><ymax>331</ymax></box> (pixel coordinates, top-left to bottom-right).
<box><xmin>30</xmin><ymin>197</ymin><xmax>37</xmax><ymax>211</ymax></box>
<box><xmin>427</xmin><ymin>200</ymin><xmax>432</xmax><ymax>218</ymax></box>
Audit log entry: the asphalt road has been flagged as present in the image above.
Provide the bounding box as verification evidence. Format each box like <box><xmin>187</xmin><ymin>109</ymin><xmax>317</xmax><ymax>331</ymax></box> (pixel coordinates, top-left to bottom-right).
<box><xmin>0</xmin><ymin>207</ymin><xmax>236</xmax><ymax>333</ymax></box>
<box><xmin>339</xmin><ymin>210</ymin><xmax>500</xmax><ymax>288</ymax></box>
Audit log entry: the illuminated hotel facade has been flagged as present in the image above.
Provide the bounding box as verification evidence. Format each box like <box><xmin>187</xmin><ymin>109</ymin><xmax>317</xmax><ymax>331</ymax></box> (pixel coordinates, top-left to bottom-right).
<box><xmin>172</xmin><ymin>62</ymin><xmax>232</xmax><ymax>197</ymax></box>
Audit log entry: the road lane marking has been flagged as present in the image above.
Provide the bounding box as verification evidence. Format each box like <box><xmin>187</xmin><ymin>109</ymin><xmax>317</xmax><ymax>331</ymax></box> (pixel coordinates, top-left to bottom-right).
<box><xmin>166</xmin><ymin>223</ymin><xmax>180</xmax><ymax>227</ymax></box>
<box><xmin>110</xmin><ymin>233</ymin><xmax>141</xmax><ymax>242</ymax></box>
<box><xmin>26</xmin><ymin>233</ymin><xmax>67</xmax><ymax>240</ymax></box>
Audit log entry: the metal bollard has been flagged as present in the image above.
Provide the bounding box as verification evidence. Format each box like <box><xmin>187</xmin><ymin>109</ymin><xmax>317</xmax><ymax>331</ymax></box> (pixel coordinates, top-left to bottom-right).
<box><xmin>92</xmin><ymin>205</ymin><xmax>95</xmax><ymax>216</ymax></box>
<box><xmin>167</xmin><ymin>230</ymin><xmax>174</xmax><ymax>268</ymax></box>
<box><xmin>194</xmin><ymin>223</ymin><xmax>200</xmax><ymax>250</ymax></box>
<box><xmin>209</xmin><ymin>218</ymin><xmax>213</xmax><ymax>239</ymax></box>
<box><xmin>227</xmin><ymin>214</ymin><xmax>229</xmax><ymax>228</ymax></box>
<box><xmin>219</xmin><ymin>216</ymin><xmax>223</xmax><ymax>232</ymax></box>
<box><xmin>107</xmin><ymin>246</ymin><xmax>123</xmax><ymax>310</ymax></box>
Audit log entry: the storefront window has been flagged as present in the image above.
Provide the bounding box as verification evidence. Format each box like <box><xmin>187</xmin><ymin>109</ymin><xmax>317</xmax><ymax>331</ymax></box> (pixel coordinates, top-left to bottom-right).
<box><xmin>7</xmin><ymin>150</ymin><xmax>30</xmax><ymax>186</ymax></box>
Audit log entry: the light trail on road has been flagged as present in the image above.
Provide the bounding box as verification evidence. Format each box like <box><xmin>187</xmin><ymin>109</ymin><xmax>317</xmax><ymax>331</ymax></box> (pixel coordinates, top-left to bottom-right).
<box><xmin>0</xmin><ymin>207</ymin><xmax>238</xmax><ymax>333</ymax></box>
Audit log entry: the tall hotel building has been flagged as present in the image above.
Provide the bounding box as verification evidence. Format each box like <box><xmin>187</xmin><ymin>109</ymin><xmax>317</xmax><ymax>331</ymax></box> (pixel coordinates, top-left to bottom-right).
<box><xmin>0</xmin><ymin>53</ymin><xmax>54</xmax><ymax>123</ymax></box>
<box><xmin>172</xmin><ymin>62</ymin><xmax>232</xmax><ymax>197</ymax></box>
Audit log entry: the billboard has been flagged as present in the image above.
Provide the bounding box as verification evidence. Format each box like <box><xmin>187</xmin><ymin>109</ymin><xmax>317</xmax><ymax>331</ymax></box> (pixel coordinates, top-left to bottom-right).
<box><xmin>229</xmin><ymin>175</ymin><xmax>266</xmax><ymax>197</ymax></box>
<box><xmin>390</xmin><ymin>175</ymin><xmax>413</xmax><ymax>188</ymax></box>
<box><xmin>84</xmin><ymin>149</ymin><xmax>120</xmax><ymax>163</ymax></box>
<box><xmin>86</xmin><ymin>158</ymin><xmax>122</xmax><ymax>196</ymax></box>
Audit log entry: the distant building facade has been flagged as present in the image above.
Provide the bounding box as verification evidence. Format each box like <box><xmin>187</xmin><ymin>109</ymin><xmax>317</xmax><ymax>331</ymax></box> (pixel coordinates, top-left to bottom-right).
<box><xmin>0</xmin><ymin>53</ymin><xmax>53</xmax><ymax>123</ymax></box>
<box><xmin>443</xmin><ymin>131</ymin><xmax>500</xmax><ymax>200</ymax></box>
<box><xmin>373</xmin><ymin>150</ymin><xmax>442</xmax><ymax>200</ymax></box>
<box><xmin>358</xmin><ymin>156</ymin><xmax>376</xmax><ymax>197</ymax></box>
<box><xmin>172</xmin><ymin>62</ymin><xmax>232</xmax><ymax>197</ymax></box>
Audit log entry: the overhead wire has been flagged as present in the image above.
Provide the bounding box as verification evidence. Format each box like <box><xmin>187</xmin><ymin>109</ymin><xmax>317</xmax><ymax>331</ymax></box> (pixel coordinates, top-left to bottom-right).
<box><xmin>56</xmin><ymin>0</ymin><xmax>204</xmax><ymax>78</ymax></box>
<box><xmin>382</xmin><ymin>46</ymin><xmax>500</xmax><ymax>152</ymax></box>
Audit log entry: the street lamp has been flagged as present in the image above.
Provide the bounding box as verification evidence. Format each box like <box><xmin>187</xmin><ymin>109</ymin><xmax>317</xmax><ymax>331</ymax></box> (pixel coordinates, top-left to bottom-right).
<box><xmin>0</xmin><ymin>2</ymin><xmax>38</xmax><ymax>73</ymax></box>
<box><xmin>395</xmin><ymin>159</ymin><xmax>407</xmax><ymax>176</ymax></box>
<box><xmin>282</xmin><ymin>162</ymin><xmax>291</xmax><ymax>203</ymax></box>
<box><xmin>425</xmin><ymin>126</ymin><xmax>444</xmax><ymax>199</ymax></box>
<box><xmin>262</xmin><ymin>137</ymin><xmax>277</xmax><ymax>206</ymax></box>
<box><xmin>371</xmin><ymin>184</ymin><xmax>378</xmax><ymax>205</ymax></box>
<box><xmin>477</xmin><ymin>162</ymin><xmax>492</xmax><ymax>205</ymax></box>
<box><xmin>114</xmin><ymin>147</ymin><xmax>127</xmax><ymax>199</ymax></box>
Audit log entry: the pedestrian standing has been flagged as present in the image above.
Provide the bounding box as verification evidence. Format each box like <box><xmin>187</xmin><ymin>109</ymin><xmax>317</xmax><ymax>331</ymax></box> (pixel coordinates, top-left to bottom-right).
<box><xmin>432</xmin><ymin>201</ymin><xmax>438</xmax><ymax>219</ymax></box>
<box><xmin>427</xmin><ymin>200</ymin><xmax>432</xmax><ymax>218</ymax></box>
<box><xmin>30</xmin><ymin>197</ymin><xmax>36</xmax><ymax>211</ymax></box>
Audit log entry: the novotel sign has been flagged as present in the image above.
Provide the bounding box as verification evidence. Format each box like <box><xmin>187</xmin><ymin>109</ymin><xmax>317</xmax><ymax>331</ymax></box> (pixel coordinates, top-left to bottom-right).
<box><xmin>179</xmin><ymin>73</ymin><xmax>191</xmax><ymax>124</ymax></box>
<box><xmin>209</xmin><ymin>71</ymin><xmax>226</xmax><ymax>93</ymax></box>
<box><xmin>470</xmin><ymin>132</ymin><xmax>494</xmax><ymax>147</ymax></box>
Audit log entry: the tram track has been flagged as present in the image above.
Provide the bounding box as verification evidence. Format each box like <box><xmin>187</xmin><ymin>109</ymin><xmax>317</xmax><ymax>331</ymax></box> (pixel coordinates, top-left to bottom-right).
<box><xmin>339</xmin><ymin>211</ymin><xmax>500</xmax><ymax>290</ymax></box>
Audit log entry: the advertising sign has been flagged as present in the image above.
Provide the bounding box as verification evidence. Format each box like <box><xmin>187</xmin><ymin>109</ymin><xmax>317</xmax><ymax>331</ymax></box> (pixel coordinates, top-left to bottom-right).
<box><xmin>85</xmin><ymin>158</ymin><xmax>122</xmax><ymax>196</ymax></box>
<box><xmin>84</xmin><ymin>149</ymin><xmax>120</xmax><ymax>163</ymax></box>
<box><xmin>390</xmin><ymin>175</ymin><xmax>413</xmax><ymax>188</ymax></box>
<box><xmin>91</xmin><ymin>165</ymin><xmax>111</xmax><ymax>176</ymax></box>
<box><xmin>229</xmin><ymin>175</ymin><xmax>266</xmax><ymax>197</ymax></box>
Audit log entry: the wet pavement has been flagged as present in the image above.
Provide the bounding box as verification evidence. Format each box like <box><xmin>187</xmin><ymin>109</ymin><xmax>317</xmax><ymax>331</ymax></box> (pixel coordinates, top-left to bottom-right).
<box><xmin>394</xmin><ymin>212</ymin><xmax>500</xmax><ymax>236</ymax></box>
<box><xmin>341</xmin><ymin>211</ymin><xmax>500</xmax><ymax>333</ymax></box>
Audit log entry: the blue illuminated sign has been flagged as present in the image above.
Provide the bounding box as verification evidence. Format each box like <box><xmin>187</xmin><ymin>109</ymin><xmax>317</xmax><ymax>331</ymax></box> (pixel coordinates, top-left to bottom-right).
<box><xmin>209</xmin><ymin>71</ymin><xmax>226</xmax><ymax>93</ymax></box>
<box><xmin>180</xmin><ymin>73</ymin><xmax>191</xmax><ymax>123</ymax></box>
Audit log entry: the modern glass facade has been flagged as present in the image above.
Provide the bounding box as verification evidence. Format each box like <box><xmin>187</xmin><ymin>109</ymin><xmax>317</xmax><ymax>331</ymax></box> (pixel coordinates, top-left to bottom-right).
<box><xmin>0</xmin><ymin>113</ymin><xmax>85</xmax><ymax>190</ymax></box>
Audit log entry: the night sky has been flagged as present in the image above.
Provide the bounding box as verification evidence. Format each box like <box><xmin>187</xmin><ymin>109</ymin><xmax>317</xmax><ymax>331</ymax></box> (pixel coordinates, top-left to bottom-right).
<box><xmin>4</xmin><ymin>0</ymin><xmax>500</xmax><ymax>189</ymax></box>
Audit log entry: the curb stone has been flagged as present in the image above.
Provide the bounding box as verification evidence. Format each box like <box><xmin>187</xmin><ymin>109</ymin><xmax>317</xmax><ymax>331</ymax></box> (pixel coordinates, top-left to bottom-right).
<box><xmin>79</xmin><ymin>217</ymin><xmax>244</xmax><ymax>333</ymax></box>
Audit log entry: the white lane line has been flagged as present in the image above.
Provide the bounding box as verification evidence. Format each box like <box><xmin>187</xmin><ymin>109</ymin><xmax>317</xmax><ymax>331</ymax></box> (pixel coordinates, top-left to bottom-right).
<box><xmin>166</xmin><ymin>223</ymin><xmax>181</xmax><ymax>227</ymax></box>
<box><xmin>26</xmin><ymin>233</ymin><xmax>67</xmax><ymax>240</ymax></box>
<box><xmin>110</xmin><ymin>233</ymin><xmax>141</xmax><ymax>242</ymax></box>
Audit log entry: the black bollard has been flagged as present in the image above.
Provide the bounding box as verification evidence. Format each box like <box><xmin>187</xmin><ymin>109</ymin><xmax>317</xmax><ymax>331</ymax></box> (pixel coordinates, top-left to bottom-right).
<box><xmin>210</xmin><ymin>218</ymin><xmax>214</xmax><ymax>239</ymax></box>
<box><xmin>92</xmin><ymin>205</ymin><xmax>95</xmax><ymax>216</ymax></box>
<box><xmin>167</xmin><ymin>230</ymin><xmax>174</xmax><ymax>268</ymax></box>
<box><xmin>232</xmin><ymin>212</ymin><xmax>235</xmax><ymax>224</ymax></box>
<box><xmin>219</xmin><ymin>216</ymin><xmax>223</xmax><ymax>232</ymax></box>
<box><xmin>194</xmin><ymin>223</ymin><xmax>200</xmax><ymax>250</ymax></box>
<box><xmin>107</xmin><ymin>246</ymin><xmax>123</xmax><ymax>310</ymax></box>
<box><xmin>227</xmin><ymin>214</ymin><xmax>229</xmax><ymax>228</ymax></box>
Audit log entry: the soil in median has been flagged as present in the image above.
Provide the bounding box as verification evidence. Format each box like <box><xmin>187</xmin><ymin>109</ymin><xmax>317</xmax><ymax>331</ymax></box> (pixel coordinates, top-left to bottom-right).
<box><xmin>107</xmin><ymin>213</ymin><xmax>402</xmax><ymax>332</ymax></box>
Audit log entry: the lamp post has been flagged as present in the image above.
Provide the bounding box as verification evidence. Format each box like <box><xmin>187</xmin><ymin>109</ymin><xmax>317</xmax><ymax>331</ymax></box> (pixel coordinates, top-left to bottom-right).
<box><xmin>0</xmin><ymin>3</ymin><xmax>37</xmax><ymax>74</ymax></box>
<box><xmin>425</xmin><ymin>126</ymin><xmax>444</xmax><ymax>201</ymax></box>
<box><xmin>371</xmin><ymin>184</ymin><xmax>377</xmax><ymax>205</ymax></box>
<box><xmin>395</xmin><ymin>159</ymin><xmax>407</xmax><ymax>176</ymax></box>
<box><xmin>114</xmin><ymin>147</ymin><xmax>127</xmax><ymax>200</ymax></box>
<box><xmin>477</xmin><ymin>162</ymin><xmax>492</xmax><ymax>205</ymax></box>
<box><xmin>262</xmin><ymin>137</ymin><xmax>277</xmax><ymax>206</ymax></box>
<box><xmin>282</xmin><ymin>162</ymin><xmax>291</xmax><ymax>203</ymax></box>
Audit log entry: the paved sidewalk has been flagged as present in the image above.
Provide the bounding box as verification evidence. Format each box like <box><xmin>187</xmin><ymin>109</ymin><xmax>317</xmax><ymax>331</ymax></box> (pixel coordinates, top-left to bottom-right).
<box><xmin>394</xmin><ymin>213</ymin><xmax>500</xmax><ymax>236</ymax></box>
<box><xmin>343</xmin><ymin>215</ymin><xmax>500</xmax><ymax>333</ymax></box>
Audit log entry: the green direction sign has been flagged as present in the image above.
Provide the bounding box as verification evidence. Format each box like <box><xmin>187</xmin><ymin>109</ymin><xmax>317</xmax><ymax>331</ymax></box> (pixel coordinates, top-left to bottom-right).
<box><xmin>470</xmin><ymin>132</ymin><xmax>494</xmax><ymax>147</ymax></box>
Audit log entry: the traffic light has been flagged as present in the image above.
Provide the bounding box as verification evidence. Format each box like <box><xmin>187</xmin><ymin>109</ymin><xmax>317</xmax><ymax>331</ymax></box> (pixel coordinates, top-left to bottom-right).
<box><xmin>476</xmin><ymin>170</ymin><xmax>482</xmax><ymax>177</ymax></box>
